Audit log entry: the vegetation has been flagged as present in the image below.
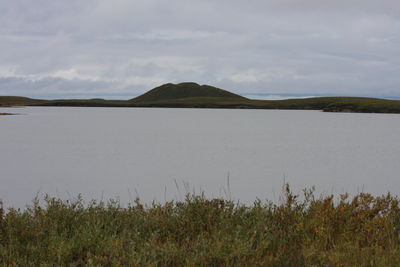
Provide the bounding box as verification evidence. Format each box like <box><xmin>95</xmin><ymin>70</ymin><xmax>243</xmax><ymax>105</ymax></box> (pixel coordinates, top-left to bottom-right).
<box><xmin>38</xmin><ymin>99</ymin><xmax>132</xmax><ymax>107</ymax></box>
<box><xmin>3</xmin><ymin>83</ymin><xmax>400</xmax><ymax>113</ymax></box>
<box><xmin>1</xmin><ymin>185</ymin><xmax>400</xmax><ymax>266</ymax></box>
<box><xmin>323</xmin><ymin>98</ymin><xmax>400</xmax><ymax>113</ymax></box>
<box><xmin>131</xmin><ymin>82</ymin><xmax>246</xmax><ymax>102</ymax></box>
<box><xmin>0</xmin><ymin>96</ymin><xmax>45</xmax><ymax>107</ymax></box>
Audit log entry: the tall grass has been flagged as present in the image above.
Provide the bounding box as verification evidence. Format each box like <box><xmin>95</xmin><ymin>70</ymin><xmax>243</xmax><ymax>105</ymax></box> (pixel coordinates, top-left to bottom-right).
<box><xmin>1</xmin><ymin>185</ymin><xmax>400</xmax><ymax>266</ymax></box>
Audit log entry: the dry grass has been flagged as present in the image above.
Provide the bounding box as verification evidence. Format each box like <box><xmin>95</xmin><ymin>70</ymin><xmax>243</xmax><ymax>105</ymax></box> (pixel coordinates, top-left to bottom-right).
<box><xmin>1</xmin><ymin>185</ymin><xmax>400</xmax><ymax>266</ymax></box>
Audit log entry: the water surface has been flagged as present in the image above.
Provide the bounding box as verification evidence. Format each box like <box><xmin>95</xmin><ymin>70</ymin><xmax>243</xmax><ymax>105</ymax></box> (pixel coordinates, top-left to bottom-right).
<box><xmin>1</xmin><ymin>107</ymin><xmax>400</xmax><ymax>208</ymax></box>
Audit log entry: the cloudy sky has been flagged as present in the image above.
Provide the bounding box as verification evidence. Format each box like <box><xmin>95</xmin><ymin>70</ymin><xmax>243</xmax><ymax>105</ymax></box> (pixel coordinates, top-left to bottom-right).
<box><xmin>1</xmin><ymin>0</ymin><xmax>400</xmax><ymax>99</ymax></box>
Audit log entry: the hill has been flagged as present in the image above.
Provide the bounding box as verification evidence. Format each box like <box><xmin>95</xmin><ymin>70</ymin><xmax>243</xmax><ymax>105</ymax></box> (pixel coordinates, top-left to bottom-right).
<box><xmin>131</xmin><ymin>82</ymin><xmax>246</xmax><ymax>102</ymax></box>
<box><xmin>0</xmin><ymin>96</ymin><xmax>46</xmax><ymax>107</ymax></box>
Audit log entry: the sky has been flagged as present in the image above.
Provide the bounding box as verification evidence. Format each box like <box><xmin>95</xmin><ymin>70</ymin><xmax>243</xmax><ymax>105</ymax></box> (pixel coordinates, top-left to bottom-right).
<box><xmin>1</xmin><ymin>0</ymin><xmax>400</xmax><ymax>99</ymax></box>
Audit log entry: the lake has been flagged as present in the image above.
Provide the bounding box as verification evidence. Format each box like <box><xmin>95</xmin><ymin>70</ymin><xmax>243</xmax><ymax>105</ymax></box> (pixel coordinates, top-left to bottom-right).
<box><xmin>1</xmin><ymin>107</ymin><xmax>400</xmax><ymax>208</ymax></box>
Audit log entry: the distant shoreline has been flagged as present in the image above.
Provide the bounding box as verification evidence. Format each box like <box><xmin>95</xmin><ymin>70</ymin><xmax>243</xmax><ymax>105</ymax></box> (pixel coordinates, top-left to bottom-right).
<box><xmin>3</xmin><ymin>96</ymin><xmax>400</xmax><ymax>114</ymax></box>
<box><xmin>2</xmin><ymin>82</ymin><xmax>400</xmax><ymax>114</ymax></box>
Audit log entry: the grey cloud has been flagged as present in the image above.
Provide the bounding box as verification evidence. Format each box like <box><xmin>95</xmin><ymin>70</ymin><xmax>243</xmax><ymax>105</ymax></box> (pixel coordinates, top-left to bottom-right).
<box><xmin>1</xmin><ymin>0</ymin><xmax>400</xmax><ymax>98</ymax></box>
<box><xmin>0</xmin><ymin>76</ymin><xmax>141</xmax><ymax>99</ymax></box>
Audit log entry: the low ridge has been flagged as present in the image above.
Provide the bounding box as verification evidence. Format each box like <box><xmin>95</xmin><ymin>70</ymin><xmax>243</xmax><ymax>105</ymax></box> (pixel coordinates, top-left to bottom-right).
<box><xmin>0</xmin><ymin>96</ymin><xmax>46</xmax><ymax>107</ymax></box>
<box><xmin>4</xmin><ymin>83</ymin><xmax>400</xmax><ymax>113</ymax></box>
<box><xmin>131</xmin><ymin>82</ymin><xmax>246</xmax><ymax>102</ymax></box>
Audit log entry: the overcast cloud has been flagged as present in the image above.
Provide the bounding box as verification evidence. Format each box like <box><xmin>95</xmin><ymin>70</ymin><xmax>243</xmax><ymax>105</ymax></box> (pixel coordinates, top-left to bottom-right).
<box><xmin>1</xmin><ymin>0</ymin><xmax>400</xmax><ymax>99</ymax></box>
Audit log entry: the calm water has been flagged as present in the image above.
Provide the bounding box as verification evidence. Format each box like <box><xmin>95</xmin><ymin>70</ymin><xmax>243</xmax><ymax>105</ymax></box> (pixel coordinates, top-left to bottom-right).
<box><xmin>1</xmin><ymin>107</ymin><xmax>400</xmax><ymax>208</ymax></box>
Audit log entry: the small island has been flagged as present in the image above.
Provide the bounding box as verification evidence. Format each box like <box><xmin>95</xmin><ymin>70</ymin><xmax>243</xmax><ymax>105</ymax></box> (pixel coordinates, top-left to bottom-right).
<box><xmin>2</xmin><ymin>82</ymin><xmax>400</xmax><ymax>113</ymax></box>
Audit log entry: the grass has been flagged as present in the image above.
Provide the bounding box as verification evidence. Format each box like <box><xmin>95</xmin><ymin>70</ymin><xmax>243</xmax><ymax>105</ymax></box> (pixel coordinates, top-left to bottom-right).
<box><xmin>1</xmin><ymin>185</ymin><xmax>400</xmax><ymax>266</ymax></box>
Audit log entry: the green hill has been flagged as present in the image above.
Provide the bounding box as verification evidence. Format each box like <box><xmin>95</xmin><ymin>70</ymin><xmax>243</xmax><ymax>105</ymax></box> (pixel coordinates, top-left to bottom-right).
<box><xmin>0</xmin><ymin>96</ymin><xmax>46</xmax><ymax>107</ymax></box>
<box><xmin>131</xmin><ymin>82</ymin><xmax>246</xmax><ymax>102</ymax></box>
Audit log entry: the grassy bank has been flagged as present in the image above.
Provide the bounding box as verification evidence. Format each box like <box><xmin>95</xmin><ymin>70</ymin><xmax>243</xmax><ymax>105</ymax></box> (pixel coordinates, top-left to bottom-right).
<box><xmin>1</xmin><ymin>185</ymin><xmax>400</xmax><ymax>266</ymax></box>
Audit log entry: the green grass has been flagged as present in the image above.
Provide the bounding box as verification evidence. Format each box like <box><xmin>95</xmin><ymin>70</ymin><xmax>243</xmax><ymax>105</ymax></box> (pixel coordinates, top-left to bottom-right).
<box><xmin>1</xmin><ymin>185</ymin><xmax>400</xmax><ymax>266</ymax></box>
